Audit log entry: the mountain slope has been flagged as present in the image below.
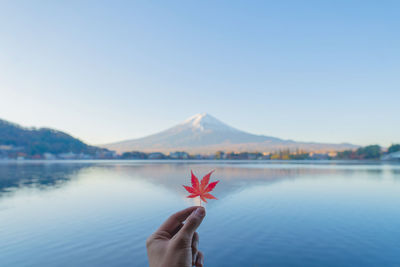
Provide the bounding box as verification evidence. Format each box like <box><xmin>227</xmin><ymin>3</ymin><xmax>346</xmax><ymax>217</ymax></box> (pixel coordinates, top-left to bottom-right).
<box><xmin>103</xmin><ymin>113</ymin><xmax>357</xmax><ymax>154</ymax></box>
<box><xmin>0</xmin><ymin>118</ymin><xmax>105</xmax><ymax>156</ymax></box>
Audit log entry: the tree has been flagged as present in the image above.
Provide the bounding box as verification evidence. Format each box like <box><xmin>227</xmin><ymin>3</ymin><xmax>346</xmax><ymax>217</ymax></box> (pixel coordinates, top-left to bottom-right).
<box><xmin>336</xmin><ymin>150</ymin><xmax>356</xmax><ymax>159</ymax></box>
<box><xmin>356</xmin><ymin>145</ymin><xmax>381</xmax><ymax>159</ymax></box>
<box><xmin>215</xmin><ymin>151</ymin><xmax>225</xmax><ymax>159</ymax></box>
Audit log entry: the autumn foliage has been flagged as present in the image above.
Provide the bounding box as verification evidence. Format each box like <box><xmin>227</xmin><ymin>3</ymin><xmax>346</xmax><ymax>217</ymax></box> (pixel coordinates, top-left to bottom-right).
<box><xmin>183</xmin><ymin>170</ymin><xmax>219</xmax><ymax>203</ymax></box>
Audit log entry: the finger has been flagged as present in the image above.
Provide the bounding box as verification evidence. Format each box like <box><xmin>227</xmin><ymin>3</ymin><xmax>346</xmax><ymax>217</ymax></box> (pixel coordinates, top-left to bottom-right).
<box><xmin>192</xmin><ymin>232</ymin><xmax>199</xmax><ymax>265</ymax></box>
<box><xmin>171</xmin><ymin>223</ymin><xmax>183</xmax><ymax>237</ymax></box>
<box><xmin>156</xmin><ymin>206</ymin><xmax>198</xmax><ymax>235</ymax></box>
<box><xmin>195</xmin><ymin>251</ymin><xmax>204</xmax><ymax>267</ymax></box>
<box><xmin>176</xmin><ymin>207</ymin><xmax>206</xmax><ymax>240</ymax></box>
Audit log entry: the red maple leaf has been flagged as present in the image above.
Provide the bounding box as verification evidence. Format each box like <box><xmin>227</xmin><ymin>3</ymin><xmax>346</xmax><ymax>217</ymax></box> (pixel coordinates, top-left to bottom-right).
<box><xmin>183</xmin><ymin>170</ymin><xmax>219</xmax><ymax>204</ymax></box>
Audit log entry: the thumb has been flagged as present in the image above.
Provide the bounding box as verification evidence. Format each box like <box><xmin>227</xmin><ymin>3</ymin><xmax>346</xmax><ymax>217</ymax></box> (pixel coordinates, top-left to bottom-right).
<box><xmin>177</xmin><ymin>207</ymin><xmax>206</xmax><ymax>240</ymax></box>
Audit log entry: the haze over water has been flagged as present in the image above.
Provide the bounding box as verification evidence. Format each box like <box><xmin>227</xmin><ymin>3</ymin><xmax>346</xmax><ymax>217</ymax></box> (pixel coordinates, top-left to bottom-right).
<box><xmin>1</xmin><ymin>161</ymin><xmax>400</xmax><ymax>266</ymax></box>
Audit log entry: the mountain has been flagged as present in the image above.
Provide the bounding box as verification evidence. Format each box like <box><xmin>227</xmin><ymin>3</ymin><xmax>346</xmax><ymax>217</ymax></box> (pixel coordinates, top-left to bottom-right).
<box><xmin>0</xmin><ymin>118</ymin><xmax>107</xmax><ymax>158</ymax></box>
<box><xmin>103</xmin><ymin>113</ymin><xmax>357</xmax><ymax>154</ymax></box>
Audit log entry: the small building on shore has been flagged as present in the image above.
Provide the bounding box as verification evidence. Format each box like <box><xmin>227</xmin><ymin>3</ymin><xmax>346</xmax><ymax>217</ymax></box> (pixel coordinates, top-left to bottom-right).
<box><xmin>381</xmin><ymin>151</ymin><xmax>400</xmax><ymax>161</ymax></box>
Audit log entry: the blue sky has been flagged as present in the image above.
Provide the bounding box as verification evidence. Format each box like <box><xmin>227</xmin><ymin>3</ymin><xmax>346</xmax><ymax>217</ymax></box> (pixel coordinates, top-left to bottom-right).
<box><xmin>0</xmin><ymin>1</ymin><xmax>399</xmax><ymax>146</ymax></box>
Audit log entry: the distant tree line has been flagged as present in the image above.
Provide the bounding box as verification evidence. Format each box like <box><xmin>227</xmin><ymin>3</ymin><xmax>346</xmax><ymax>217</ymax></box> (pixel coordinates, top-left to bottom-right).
<box><xmin>119</xmin><ymin>144</ymin><xmax>400</xmax><ymax>161</ymax></box>
<box><xmin>335</xmin><ymin>144</ymin><xmax>400</xmax><ymax>160</ymax></box>
<box><xmin>121</xmin><ymin>150</ymin><xmax>311</xmax><ymax>160</ymax></box>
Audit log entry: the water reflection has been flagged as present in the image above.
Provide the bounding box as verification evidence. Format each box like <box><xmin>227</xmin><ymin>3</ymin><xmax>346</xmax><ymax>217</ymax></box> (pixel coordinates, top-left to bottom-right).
<box><xmin>0</xmin><ymin>162</ymin><xmax>92</xmax><ymax>197</ymax></box>
<box><xmin>1</xmin><ymin>161</ymin><xmax>399</xmax><ymax>201</ymax></box>
<box><xmin>84</xmin><ymin>161</ymin><xmax>400</xmax><ymax>199</ymax></box>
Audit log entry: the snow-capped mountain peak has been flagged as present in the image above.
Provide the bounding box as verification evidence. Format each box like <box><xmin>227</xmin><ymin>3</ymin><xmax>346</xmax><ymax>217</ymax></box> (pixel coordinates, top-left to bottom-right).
<box><xmin>182</xmin><ymin>113</ymin><xmax>236</xmax><ymax>132</ymax></box>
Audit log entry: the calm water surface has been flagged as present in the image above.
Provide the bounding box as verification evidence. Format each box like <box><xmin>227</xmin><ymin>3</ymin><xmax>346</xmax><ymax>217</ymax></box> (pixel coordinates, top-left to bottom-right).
<box><xmin>1</xmin><ymin>160</ymin><xmax>400</xmax><ymax>266</ymax></box>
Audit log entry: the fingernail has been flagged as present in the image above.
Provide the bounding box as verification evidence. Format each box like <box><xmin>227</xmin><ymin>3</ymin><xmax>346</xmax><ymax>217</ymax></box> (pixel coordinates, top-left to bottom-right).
<box><xmin>194</xmin><ymin>207</ymin><xmax>205</xmax><ymax>217</ymax></box>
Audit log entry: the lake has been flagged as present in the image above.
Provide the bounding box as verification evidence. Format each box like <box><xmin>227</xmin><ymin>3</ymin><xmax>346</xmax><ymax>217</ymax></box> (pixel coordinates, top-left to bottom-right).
<box><xmin>1</xmin><ymin>160</ymin><xmax>400</xmax><ymax>266</ymax></box>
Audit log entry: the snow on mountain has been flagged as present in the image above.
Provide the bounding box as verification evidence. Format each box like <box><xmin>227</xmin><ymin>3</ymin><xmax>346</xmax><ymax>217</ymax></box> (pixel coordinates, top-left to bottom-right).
<box><xmin>102</xmin><ymin>113</ymin><xmax>357</xmax><ymax>154</ymax></box>
<box><xmin>183</xmin><ymin>113</ymin><xmax>237</xmax><ymax>132</ymax></box>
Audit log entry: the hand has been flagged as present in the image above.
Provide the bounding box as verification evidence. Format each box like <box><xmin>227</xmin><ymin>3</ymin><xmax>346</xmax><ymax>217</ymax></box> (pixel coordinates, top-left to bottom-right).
<box><xmin>146</xmin><ymin>206</ymin><xmax>206</xmax><ymax>267</ymax></box>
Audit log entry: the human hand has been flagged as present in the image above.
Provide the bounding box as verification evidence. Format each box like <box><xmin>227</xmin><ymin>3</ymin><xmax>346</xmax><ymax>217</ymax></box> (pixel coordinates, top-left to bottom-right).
<box><xmin>146</xmin><ymin>206</ymin><xmax>206</xmax><ymax>267</ymax></box>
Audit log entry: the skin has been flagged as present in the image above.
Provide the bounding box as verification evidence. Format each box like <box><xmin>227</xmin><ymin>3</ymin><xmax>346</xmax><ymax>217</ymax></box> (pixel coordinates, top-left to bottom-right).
<box><xmin>146</xmin><ymin>206</ymin><xmax>206</xmax><ymax>267</ymax></box>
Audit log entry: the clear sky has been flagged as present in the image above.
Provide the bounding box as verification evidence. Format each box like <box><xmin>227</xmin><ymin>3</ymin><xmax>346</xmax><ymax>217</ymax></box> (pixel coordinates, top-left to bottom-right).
<box><xmin>0</xmin><ymin>1</ymin><xmax>399</xmax><ymax>146</ymax></box>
